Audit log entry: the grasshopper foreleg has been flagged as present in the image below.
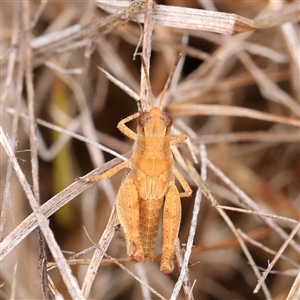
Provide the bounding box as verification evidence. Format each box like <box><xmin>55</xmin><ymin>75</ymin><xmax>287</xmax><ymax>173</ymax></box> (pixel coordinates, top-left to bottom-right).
<box><xmin>117</xmin><ymin>112</ymin><xmax>140</xmax><ymax>140</ymax></box>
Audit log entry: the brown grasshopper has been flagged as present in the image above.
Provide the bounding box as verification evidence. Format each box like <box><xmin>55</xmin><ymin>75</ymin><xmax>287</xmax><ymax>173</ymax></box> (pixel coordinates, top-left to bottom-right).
<box><xmin>84</xmin><ymin>57</ymin><xmax>192</xmax><ymax>273</ymax></box>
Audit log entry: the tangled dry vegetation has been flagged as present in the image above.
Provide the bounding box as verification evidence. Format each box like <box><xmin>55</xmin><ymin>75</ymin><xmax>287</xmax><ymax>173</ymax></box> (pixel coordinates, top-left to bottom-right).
<box><xmin>1</xmin><ymin>1</ymin><xmax>299</xmax><ymax>299</ymax></box>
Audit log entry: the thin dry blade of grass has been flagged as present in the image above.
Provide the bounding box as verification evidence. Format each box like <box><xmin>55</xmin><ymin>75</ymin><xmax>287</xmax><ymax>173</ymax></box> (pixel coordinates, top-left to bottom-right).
<box><xmin>172</xmin><ymin>143</ymin><xmax>208</xmax><ymax>299</ymax></box>
<box><xmin>0</xmin><ymin>128</ymin><xmax>83</xmax><ymax>298</ymax></box>
<box><xmin>1</xmin><ymin>0</ymin><xmax>146</xmax><ymax>72</ymax></box>
<box><xmin>216</xmin><ymin>206</ymin><xmax>298</xmax><ymax>226</ymax></box>
<box><xmin>22</xmin><ymin>2</ymin><xmax>50</xmax><ymax>296</ymax></box>
<box><xmin>174</xmin><ymin>141</ymin><xmax>299</xmax><ymax>298</ymax></box>
<box><xmin>238</xmin><ymin>51</ymin><xmax>300</xmax><ymax>116</ymax></box>
<box><xmin>206</xmin><ymin>160</ymin><xmax>300</xmax><ymax>253</ymax></box>
<box><xmin>254</xmin><ymin>222</ymin><xmax>300</xmax><ymax>294</ymax></box>
<box><xmin>167</xmin><ymin>103</ymin><xmax>300</xmax><ymax>127</ymax></box>
<box><xmin>171</xmin><ymin>187</ymin><xmax>203</xmax><ymax>300</ymax></box>
<box><xmin>173</xmin><ymin>139</ymin><xmax>273</xmax><ymax>298</ymax></box>
<box><xmin>192</xmin><ymin>130</ymin><xmax>300</xmax><ymax>144</ymax></box>
<box><xmin>286</xmin><ymin>271</ymin><xmax>300</xmax><ymax>300</ymax></box>
<box><xmin>238</xmin><ymin>229</ymin><xmax>299</xmax><ymax>269</ymax></box>
<box><xmin>5</xmin><ymin>107</ymin><xmax>127</xmax><ymax>161</ymax></box>
<box><xmin>140</xmin><ymin>0</ymin><xmax>154</xmax><ymax>111</ymax></box>
<box><xmin>34</xmin><ymin>0</ymin><xmax>145</xmax><ymax>51</ymax></box>
<box><xmin>0</xmin><ymin>155</ymin><xmax>129</xmax><ymax>261</ymax></box>
<box><xmin>81</xmin><ymin>206</ymin><xmax>118</xmax><ymax>297</ymax></box>
<box><xmin>97</xmin><ymin>1</ymin><xmax>299</xmax><ymax>35</ymax></box>
<box><xmin>103</xmin><ymin>253</ymin><xmax>167</xmax><ymax>300</ymax></box>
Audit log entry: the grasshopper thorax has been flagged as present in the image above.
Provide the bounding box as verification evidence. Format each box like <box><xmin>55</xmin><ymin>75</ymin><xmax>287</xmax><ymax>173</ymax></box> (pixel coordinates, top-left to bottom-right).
<box><xmin>137</xmin><ymin>107</ymin><xmax>172</xmax><ymax>137</ymax></box>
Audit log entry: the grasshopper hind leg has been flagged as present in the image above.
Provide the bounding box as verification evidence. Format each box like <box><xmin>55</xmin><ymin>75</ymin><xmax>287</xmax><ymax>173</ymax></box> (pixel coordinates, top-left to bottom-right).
<box><xmin>161</xmin><ymin>184</ymin><xmax>181</xmax><ymax>274</ymax></box>
<box><xmin>116</xmin><ymin>174</ymin><xmax>144</xmax><ymax>262</ymax></box>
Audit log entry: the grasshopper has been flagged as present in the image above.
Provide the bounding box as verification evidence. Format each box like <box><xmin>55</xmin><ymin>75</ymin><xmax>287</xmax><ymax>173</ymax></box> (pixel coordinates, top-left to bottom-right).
<box><xmin>84</xmin><ymin>57</ymin><xmax>192</xmax><ymax>273</ymax></box>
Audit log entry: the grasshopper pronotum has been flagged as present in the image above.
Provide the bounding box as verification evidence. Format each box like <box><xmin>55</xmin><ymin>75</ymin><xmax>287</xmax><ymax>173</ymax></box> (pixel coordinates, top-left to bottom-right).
<box><xmin>84</xmin><ymin>56</ymin><xmax>192</xmax><ymax>274</ymax></box>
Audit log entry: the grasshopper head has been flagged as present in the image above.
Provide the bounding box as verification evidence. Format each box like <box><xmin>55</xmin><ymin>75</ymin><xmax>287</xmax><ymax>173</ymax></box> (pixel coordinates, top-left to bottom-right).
<box><xmin>137</xmin><ymin>107</ymin><xmax>172</xmax><ymax>136</ymax></box>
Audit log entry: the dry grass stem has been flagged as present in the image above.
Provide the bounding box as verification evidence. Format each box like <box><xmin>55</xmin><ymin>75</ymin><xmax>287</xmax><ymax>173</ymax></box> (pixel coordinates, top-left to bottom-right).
<box><xmin>238</xmin><ymin>229</ymin><xmax>299</xmax><ymax>268</ymax></box>
<box><xmin>171</xmin><ymin>187</ymin><xmax>203</xmax><ymax>300</ymax></box>
<box><xmin>103</xmin><ymin>253</ymin><xmax>167</xmax><ymax>300</ymax></box>
<box><xmin>168</xmin><ymin>104</ymin><xmax>300</xmax><ymax>127</ymax></box>
<box><xmin>286</xmin><ymin>271</ymin><xmax>300</xmax><ymax>300</ymax></box>
<box><xmin>254</xmin><ymin>222</ymin><xmax>300</xmax><ymax>294</ymax></box>
<box><xmin>0</xmin><ymin>128</ymin><xmax>83</xmax><ymax>298</ymax></box>
<box><xmin>139</xmin><ymin>0</ymin><xmax>154</xmax><ymax>111</ymax></box>
<box><xmin>207</xmin><ymin>160</ymin><xmax>300</xmax><ymax>252</ymax></box>
<box><xmin>81</xmin><ymin>206</ymin><xmax>118</xmax><ymax>298</ymax></box>
<box><xmin>0</xmin><ymin>155</ymin><xmax>129</xmax><ymax>261</ymax></box>
<box><xmin>98</xmin><ymin>67</ymin><xmax>140</xmax><ymax>101</ymax></box>
<box><xmin>98</xmin><ymin>1</ymin><xmax>299</xmax><ymax>35</ymax></box>
<box><xmin>217</xmin><ymin>205</ymin><xmax>299</xmax><ymax>226</ymax></box>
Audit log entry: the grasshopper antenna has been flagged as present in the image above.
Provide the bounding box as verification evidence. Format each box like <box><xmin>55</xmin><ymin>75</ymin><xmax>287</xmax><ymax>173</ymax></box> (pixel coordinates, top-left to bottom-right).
<box><xmin>158</xmin><ymin>53</ymin><xmax>182</xmax><ymax>109</ymax></box>
<box><xmin>137</xmin><ymin>100</ymin><xmax>144</xmax><ymax>113</ymax></box>
<box><xmin>140</xmin><ymin>56</ymin><xmax>154</xmax><ymax>109</ymax></box>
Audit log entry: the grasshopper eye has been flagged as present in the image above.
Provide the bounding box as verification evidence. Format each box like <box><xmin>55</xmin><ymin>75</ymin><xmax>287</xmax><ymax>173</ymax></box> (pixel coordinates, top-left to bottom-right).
<box><xmin>161</xmin><ymin>112</ymin><xmax>172</xmax><ymax>128</ymax></box>
<box><xmin>138</xmin><ymin>112</ymin><xmax>151</xmax><ymax>127</ymax></box>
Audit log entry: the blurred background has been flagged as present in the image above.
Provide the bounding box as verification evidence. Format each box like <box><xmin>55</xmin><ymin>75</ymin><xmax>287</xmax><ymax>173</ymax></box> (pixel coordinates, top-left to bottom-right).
<box><xmin>1</xmin><ymin>0</ymin><xmax>299</xmax><ymax>299</ymax></box>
